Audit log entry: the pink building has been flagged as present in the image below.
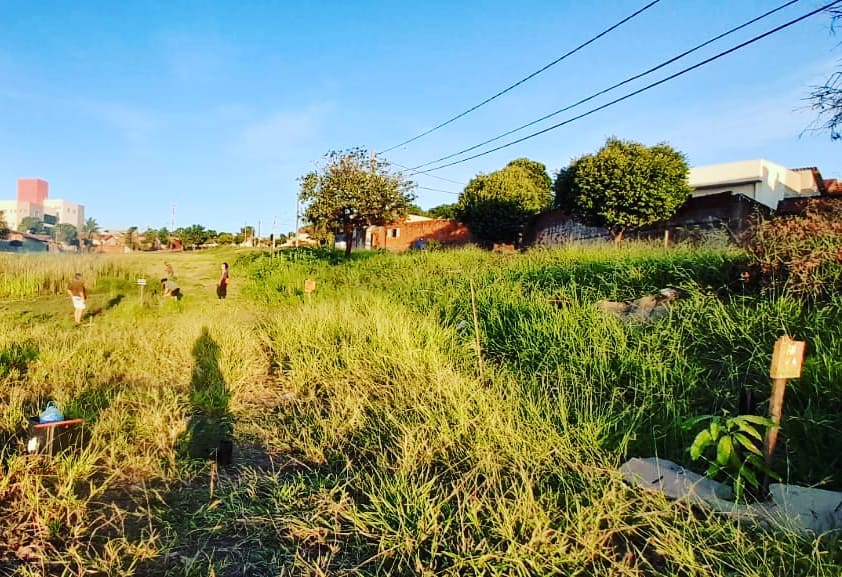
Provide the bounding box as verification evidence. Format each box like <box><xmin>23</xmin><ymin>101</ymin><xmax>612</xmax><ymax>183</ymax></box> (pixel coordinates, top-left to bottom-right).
<box><xmin>17</xmin><ymin>178</ymin><xmax>49</xmax><ymax>204</ymax></box>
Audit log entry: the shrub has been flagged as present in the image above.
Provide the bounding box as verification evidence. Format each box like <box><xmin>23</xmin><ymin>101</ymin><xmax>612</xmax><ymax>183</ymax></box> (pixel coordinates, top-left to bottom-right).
<box><xmin>749</xmin><ymin>199</ymin><xmax>842</xmax><ymax>297</ymax></box>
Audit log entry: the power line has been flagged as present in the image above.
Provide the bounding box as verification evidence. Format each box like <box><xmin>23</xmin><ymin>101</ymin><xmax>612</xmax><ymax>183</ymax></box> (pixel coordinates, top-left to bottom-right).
<box><xmin>414</xmin><ymin>0</ymin><xmax>840</xmax><ymax>174</ymax></box>
<box><xmin>416</xmin><ymin>185</ymin><xmax>460</xmax><ymax>195</ymax></box>
<box><xmin>410</xmin><ymin>0</ymin><xmax>803</xmax><ymax>171</ymax></box>
<box><xmin>389</xmin><ymin>161</ymin><xmax>466</xmax><ymax>186</ymax></box>
<box><xmin>380</xmin><ymin>0</ymin><xmax>662</xmax><ymax>154</ymax></box>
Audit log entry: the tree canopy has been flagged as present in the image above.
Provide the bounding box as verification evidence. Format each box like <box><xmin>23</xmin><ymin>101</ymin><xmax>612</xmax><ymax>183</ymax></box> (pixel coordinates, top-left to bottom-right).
<box><xmin>554</xmin><ymin>137</ymin><xmax>692</xmax><ymax>241</ymax></box>
<box><xmin>0</xmin><ymin>211</ymin><xmax>8</xmax><ymax>238</ymax></box>
<box><xmin>176</xmin><ymin>224</ymin><xmax>212</xmax><ymax>248</ymax></box>
<box><xmin>52</xmin><ymin>223</ymin><xmax>78</xmax><ymax>245</ymax></box>
<box><xmin>19</xmin><ymin>217</ymin><xmax>46</xmax><ymax>235</ymax></box>
<box><xmin>456</xmin><ymin>158</ymin><xmax>553</xmax><ymax>245</ymax></box>
<box><xmin>299</xmin><ymin>148</ymin><xmax>415</xmax><ymax>258</ymax></box>
<box><xmin>428</xmin><ymin>203</ymin><xmax>458</xmax><ymax>220</ymax></box>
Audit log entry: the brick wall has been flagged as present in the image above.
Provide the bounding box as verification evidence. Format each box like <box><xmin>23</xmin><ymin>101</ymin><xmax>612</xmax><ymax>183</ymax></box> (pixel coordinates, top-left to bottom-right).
<box><xmin>370</xmin><ymin>219</ymin><xmax>472</xmax><ymax>252</ymax></box>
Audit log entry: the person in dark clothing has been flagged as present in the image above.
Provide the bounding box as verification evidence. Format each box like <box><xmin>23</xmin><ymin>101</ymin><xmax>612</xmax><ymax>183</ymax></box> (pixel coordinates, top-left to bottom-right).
<box><xmin>161</xmin><ymin>277</ymin><xmax>182</xmax><ymax>298</ymax></box>
<box><xmin>216</xmin><ymin>262</ymin><xmax>229</xmax><ymax>300</ymax></box>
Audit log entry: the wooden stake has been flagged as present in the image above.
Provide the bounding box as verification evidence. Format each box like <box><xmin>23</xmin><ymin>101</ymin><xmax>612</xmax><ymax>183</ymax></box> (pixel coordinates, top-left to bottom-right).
<box><xmin>763</xmin><ymin>336</ymin><xmax>805</xmax><ymax>465</ymax></box>
<box><xmin>763</xmin><ymin>377</ymin><xmax>787</xmax><ymax>466</ymax></box>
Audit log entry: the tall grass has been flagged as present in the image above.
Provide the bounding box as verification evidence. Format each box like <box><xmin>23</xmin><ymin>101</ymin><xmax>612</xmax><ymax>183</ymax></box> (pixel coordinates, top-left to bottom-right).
<box><xmin>0</xmin><ymin>253</ymin><xmax>145</xmax><ymax>299</ymax></box>
<box><xmin>2</xmin><ymin>245</ymin><xmax>841</xmax><ymax>575</ymax></box>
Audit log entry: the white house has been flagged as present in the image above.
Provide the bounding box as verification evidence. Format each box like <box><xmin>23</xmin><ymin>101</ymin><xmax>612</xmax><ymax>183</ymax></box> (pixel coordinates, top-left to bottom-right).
<box><xmin>688</xmin><ymin>159</ymin><xmax>825</xmax><ymax>211</ymax></box>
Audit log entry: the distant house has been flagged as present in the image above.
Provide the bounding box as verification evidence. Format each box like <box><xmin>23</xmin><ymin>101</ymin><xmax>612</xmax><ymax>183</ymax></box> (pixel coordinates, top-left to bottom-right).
<box><xmin>688</xmin><ymin>159</ymin><xmax>825</xmax><ymax>211</ymax></box>
<box><xmin>0</xmin><ymin>230</ymin><xmax>50</xmax><ymax>252</ymax></box>
<box><xmin>526</xmin><ymin>158</ymin><xmax>836</xmax><ymax>247</ymax></box>
<box><xmin>367</xmin><ymin>215</ymin><xmax>471</xmax><ymax>252</ymax></box>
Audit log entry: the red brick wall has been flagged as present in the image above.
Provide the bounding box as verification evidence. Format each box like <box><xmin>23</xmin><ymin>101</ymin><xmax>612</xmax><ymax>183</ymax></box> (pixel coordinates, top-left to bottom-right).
<box><xmin>17</xmin><ymin>178</ymin><xmax>49</xmax><ymax>204</ymax></box>
<box><xmin>371</xmin><ymin>219</ymin><xmax>471</xmax><ymax>252</ymax></box>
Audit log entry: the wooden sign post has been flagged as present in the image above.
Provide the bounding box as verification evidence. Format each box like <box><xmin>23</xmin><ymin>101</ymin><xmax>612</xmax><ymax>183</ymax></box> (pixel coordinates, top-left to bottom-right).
<box><xmin>137</xmin><ymin>278</ymin><xmax>147</xmax><ymax>304</ymax></box>
<box><xmin>763</xmin><ymin>335</ymin><xmax>805</xmax><ymax>466</ymax></box>
<box><xmin>304</xmin><ymin>279</ymin><xmax>316</xmax><ymax>302</ymax></box>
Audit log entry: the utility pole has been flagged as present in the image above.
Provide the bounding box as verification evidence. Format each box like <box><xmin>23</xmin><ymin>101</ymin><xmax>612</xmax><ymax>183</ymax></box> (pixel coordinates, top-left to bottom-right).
<box><xmin>295</xmin><ymin>194</ymin><xmax>300</xmax><ymax>248</ymax></box>
<box><xmin>257</xmin><ymin>220</ymin><xmax>261</xmax><ymax>247</ymax></box>
<box><xmin>170</xmin><ymin>204</ymin><xmax>176</xmax><ymax>232</ymax></box>
<box><xmin>271</xmin><ymin>216</ymin><xmax>277</xmax><ymax>255</ymax></box>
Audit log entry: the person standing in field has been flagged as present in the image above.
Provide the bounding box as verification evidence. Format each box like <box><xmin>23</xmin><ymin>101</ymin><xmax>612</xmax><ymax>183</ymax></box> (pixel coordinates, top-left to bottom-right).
<box><xmin>216</xmin><ymin>262</ymin><xmax>229</xmax><ymax>300</ymax></box>
<box><xmin>67</xmin><ymin>273</ymin><xmax>87</xmax><ymax>325</ymax></box>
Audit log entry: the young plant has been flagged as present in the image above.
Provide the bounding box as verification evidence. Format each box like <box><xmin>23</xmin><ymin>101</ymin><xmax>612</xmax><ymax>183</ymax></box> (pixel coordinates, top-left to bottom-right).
<box><xmin>686</xmin><ymin>414</ymin><xmax>781</xmax><ymax>500</ymax></box>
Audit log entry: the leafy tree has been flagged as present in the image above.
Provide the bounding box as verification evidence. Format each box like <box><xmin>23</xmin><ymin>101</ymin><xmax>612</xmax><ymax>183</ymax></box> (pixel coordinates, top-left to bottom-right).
<box><xmin>82</xmin><ymin>217</ymin><xmax>99</xmax><ymax>250</ymax></box>
<box><xmin>176</xmin><ymin>224</ymin><xmax>210</xmax><ymax>248</ymax></box>
<box><xmin>807</xmin><ymin>8</ymin><xmax>842</xmax><ymax>140</ymax></box>
<box><xmin>0</xmin><ymin>211</ymin><xmax>8</xmax><ymax>238</ymax></box>
<box><xmin>299</xmin><ymin>148</ymin><xmax>415</xmax><ymax>258</ymax></box>
<box><xmin>456</xmin><ymin>158</ymin><xmax>553</xmax><ymax>245</ymax></box>
<box><xmin>428</xmin><ymin>203</ymin><xmax>458</xmax><ymax>220</ymax></box>
<box><xmin>141</xmin><ymin>227</ymin><xmax>161</xmax><ymax>250</ymax></box>
<box><xmin>19</xmin><ymin>217</ymin><xmax>46</xmax><ymax>234</ymax></box>
<box><xmin>217</xmin><ymin>232</ymin><xmax>235</xmax><ymax>245</ymax></box>
<box><xmin>155</xmin><ymin>227</ymin><xmax>171</xmax><ymax>247</ymax></box>
<box><xmin>52</xmin><ymin>223</ymin><xmax>78</xmax><ymax>245</ymax></box>
<box><xmin>407</xmin><ymin>203</ymin><xmax>431</xmax><ymax>217</ymax></box>
<box><xmin>554</xmin><ymin>137</ymin><xmax>692</xmax><ymax>242</ymax></box>
<box><xmin>125</xmin><ymin>226</ymin><xmax>139</xmax><ymax>251</ymax></box>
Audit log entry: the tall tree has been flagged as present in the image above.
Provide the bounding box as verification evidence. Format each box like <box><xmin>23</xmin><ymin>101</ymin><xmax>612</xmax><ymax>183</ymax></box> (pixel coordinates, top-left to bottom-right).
<box><xmin>808</xmin><ymin>8</ymin><xmax>842</xmax><ymax>140</ymax></box>
<box><xmin>125</xmin><ymin>226</ymin><xmax>139</xmax><ymax>251</ymax></box>
<box><xmin>456</xmin><ymin>158</ymin><xmax>553</xmax><ymax>245</ymax></box>
<box><xmin>19</xmin><ymin>217</ymin><xmax>46</xmax><ymax>234</ymax></box>
<box><xmin>554</xmin><ymin>137</ymin><xmax>692</xmax><ymax>242</ymax></box>
<box><xmin>428</xmin><ymin>203</ymin><xmax>458</xmax><ymax>220</ymax></box>
<box><xmin>82</xmin><ymin>217</ymin><xmax>99</xmax><ymax>250</ymax></box>
<box><xmin>52</xmin><ymin>223</ymin><xmax>78</xmax><ymax>245</ymax></box>
<box><xmin>299</xmin><ymin>148</ymin><xmax>415</xmax><ymax>258</ymax></box>
<box><xmin>176</xmin><ymin>224</ymin><xmax>210</xmax><ymax>248</ymax></box>
<box><xmin>0</xmin><ymin>211</ymin><xmax>8</xmax><ymax>238</ymax></box>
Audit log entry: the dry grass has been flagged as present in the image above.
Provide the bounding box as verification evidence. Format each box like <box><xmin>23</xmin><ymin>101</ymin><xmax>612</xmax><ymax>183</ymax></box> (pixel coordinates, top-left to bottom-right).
<box><xmin>1</xmin><ymin>244</ymin><xmax>841</xmax><ymax>576</ymax></box>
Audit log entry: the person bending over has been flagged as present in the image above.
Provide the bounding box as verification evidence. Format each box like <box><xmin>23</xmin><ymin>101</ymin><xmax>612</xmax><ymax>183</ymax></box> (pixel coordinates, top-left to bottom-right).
<box><xmin>161</xmin><ymin>277</ymin><xmax>182</xmax><ymax>299</ymax></box>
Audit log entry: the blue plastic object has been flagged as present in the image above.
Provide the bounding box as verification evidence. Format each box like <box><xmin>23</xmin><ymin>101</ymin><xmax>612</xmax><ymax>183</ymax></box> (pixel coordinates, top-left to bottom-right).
<box><xmin>38</xmin><ymin>401</ymin><xmax>64</xmax><ymax>424</ymax></box>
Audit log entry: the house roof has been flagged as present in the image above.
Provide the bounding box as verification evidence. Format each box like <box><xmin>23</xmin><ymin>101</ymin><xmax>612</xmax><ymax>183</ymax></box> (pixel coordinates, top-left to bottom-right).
<box><xmin>691</xmin><ymin>178</ymin><xmax>762</xmax><ymax>191</ymax></box>
<box><xmin>825</xmin><ymin>179</ymin><xmax>842</xmax><ymax>196</ymax></box>
<box><xmin>791</xmin><ymin>166</ymin><xmax>827</xmax><ymax>194</ymax></box>
<box><xmin>9</xmin><ymin>230</ymin><xmax>50</xmax><ymax>241</ymax></box>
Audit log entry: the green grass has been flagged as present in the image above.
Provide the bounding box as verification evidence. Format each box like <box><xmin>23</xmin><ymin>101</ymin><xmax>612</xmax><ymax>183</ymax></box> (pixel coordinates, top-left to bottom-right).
<box><xmin>1</xmin><ymin>244</ymin><xmax>841</xmax><ymax>576</ymax></box>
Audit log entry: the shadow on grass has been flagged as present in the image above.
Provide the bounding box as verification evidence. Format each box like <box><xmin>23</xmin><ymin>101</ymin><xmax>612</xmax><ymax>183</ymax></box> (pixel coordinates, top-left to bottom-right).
<box><xmin>179</xmin><ymin>327</ymin><xmax>233</xmax><ymax>463</ymax></box>
<box><xmin>85</xmin><ymin>293</ymin><xmax>125</xmax><ymax>320</ymax></box>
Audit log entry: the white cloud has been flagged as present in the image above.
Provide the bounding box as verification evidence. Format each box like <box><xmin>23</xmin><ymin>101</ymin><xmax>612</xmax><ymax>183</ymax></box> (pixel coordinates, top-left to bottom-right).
<box><xmin>235</xmin><ymin>103</ymin><xmax>333</xmax><ymax>163</ymax></box>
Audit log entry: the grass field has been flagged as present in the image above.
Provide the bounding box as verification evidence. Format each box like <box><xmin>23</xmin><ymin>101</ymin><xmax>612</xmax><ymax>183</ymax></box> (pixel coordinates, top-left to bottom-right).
<box><xmin>1</xmin><ymin>244</ymin><xmax>841</xmax><ymax>576</ymax></box>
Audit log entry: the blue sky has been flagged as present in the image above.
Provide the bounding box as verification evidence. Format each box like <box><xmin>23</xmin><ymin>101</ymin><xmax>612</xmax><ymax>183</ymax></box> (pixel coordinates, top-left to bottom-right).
<box><xmin>0</xmin><ymin>0</ymin><xmax>840</xmax><ymax>233</ymax></box>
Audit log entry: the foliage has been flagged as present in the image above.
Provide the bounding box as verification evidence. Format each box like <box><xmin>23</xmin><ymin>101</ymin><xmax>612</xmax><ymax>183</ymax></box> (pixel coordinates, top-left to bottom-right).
<box><xmin>427</xmin><ymin>202</ymin><xmax>458</xmax><ymax>220</ymax></box>
<box><xmin>19</xmin><ymin>216</ymin><xmax>46</xmax><ymax>234</ymax></box>
<box><xmin>81</xmin><ymin>217</ymin><xmax>99</xmax><ymax>250</ymax></box>
<box><xmin>82</xmin><ymin>217</ymin><xmax>99</xmax><ymax>239</ymax></box>
<box><xmin>0</xmin><ymin>341</ymin><xmax>38</xmax><ymax>378</ymax></box>
<box><xmin>125</xmin><ymin>226</ymin><xmax>139</xmax><ymax>250</ymax></box>
<box><xmin>176</xmin><ymin>224</ymin><xmax>211</xmax><ymax>248</ymax></box>
<box><xmin>0</xmin><ymin>210</ymin><xmax>8</xmax><ymax>238</ymax></box>
<box><xmin>299</xmin><ymin>148</ymin><xmax>415</xmax><ymax>258</ymax></box>
<box><xmin>686</xmin><ymin>414</ymin><xmax>780</xmax><ymax>499</ymax></box>
<box><xmin>749</xmin><ymin>199</ymin><xmax>842</xmax><ymax>296</ymax></box>
<box><xmin>217</xmin><ymin>232</ymin><xmax>235</xmax><ymax>245</ymax></box>
<box><xmin>52</xmin><ymin>223</ymin><xmax>78</xmax><ymax>245</ymax></box>
<box><xmin>456</xmin><ymin>157</ymin><xmax>553</xmax><ymax>245</ymax></box>
<box><xmin>3</xmin><ymin>246</ymin><xmax>842</xmax><ymax>575</ymax></box>
<box><xmin>807</xmin><ymin>8</ymin><xmax>842</xmax><ymax>140</ymax></box>
<box><xmin>554</xmin><ymin>137</ymin><xmax>692</xmax><ymax>240</ymax></box>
